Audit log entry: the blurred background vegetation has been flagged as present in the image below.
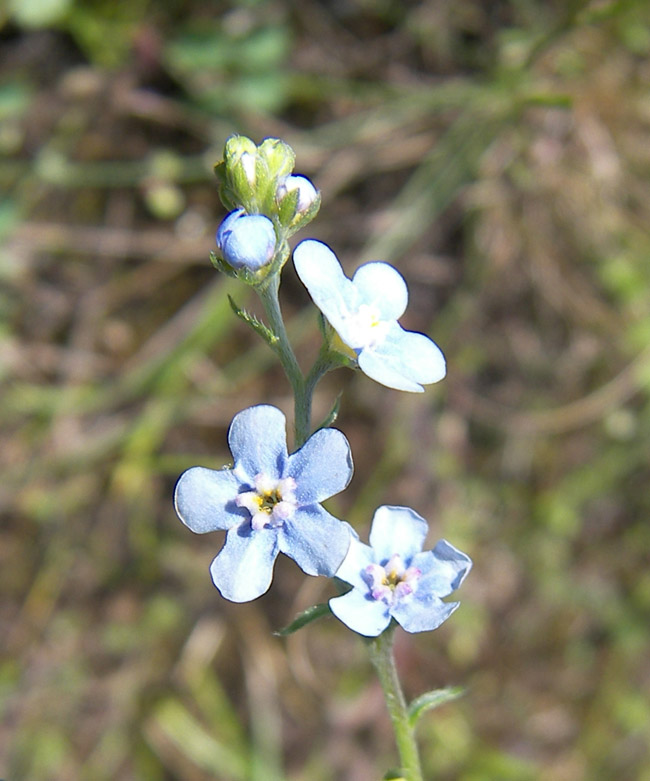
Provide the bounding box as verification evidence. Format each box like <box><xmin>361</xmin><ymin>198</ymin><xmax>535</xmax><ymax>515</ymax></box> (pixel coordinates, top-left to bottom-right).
<box><xmin>2</xmin><ymin>0</ymin><xmax>650</xmax><ymax>778</ymax></box>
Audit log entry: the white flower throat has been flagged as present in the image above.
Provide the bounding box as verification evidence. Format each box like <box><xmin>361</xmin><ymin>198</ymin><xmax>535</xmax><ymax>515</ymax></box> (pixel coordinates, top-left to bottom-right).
<box><xmin>346</xmin><ymin>303</ymin><xmax>389</xmax><ymax>350</ymax></box>
<box><xmin>236</xmin><ymin>474</ymin><xmax>297</xmax><ymax>530</ymax></box>
<box><xmin>364</xmin><ymin>554</ymin><xmax>421</xmax><ymax>604</ymax></box>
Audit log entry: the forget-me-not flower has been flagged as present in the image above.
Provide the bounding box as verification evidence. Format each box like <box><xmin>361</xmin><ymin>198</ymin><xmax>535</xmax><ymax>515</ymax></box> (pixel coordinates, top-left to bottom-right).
<box><xmin>174</xmin><ymin>405</ymin><xmax>354</xmax><ymax>602</ymax></box>
<box><xmin>293</xmin><ymin>239</ymin><xmax>446</xmax><ymax>392</ymax></box>
<box><xmin>216</xmin><ymin>209</ymin><xmax>276</xmax><ymax>270</ymax></box>
<box><xmin>329</xmin><ymin>505</ymin><xmax>471</xmax><ymax>637</ymax></box>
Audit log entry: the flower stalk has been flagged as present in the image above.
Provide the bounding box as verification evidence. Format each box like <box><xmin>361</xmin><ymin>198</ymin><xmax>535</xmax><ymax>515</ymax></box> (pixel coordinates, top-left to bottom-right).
<box><xmin>367</xmin><ymin>626</ymin><xmax>423</xmax><ymax>781</ymax></box>
<box><xmin>257</xmin><ymin>275</ymin><xmax>312</xmax><ymax>447</ymax></box>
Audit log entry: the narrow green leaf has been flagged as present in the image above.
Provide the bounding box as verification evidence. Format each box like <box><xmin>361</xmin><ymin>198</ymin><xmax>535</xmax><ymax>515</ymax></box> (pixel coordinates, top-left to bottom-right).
<box><xmin>228</xmin><ymin>295</ymin><xmax>279</xmax><ymax>350</ymax></box>
<box><xmin>274</xmin><ymin>602</ymin><xmax>331</xmax><ymax>636</ymax></box>
<box><xmin>150</xmin><ymin>698</ymin><xmax>249</xmax><ymax>779</ymax></box>
<box><xmin>408</xmin><ymin>686</ymin><xmax>464</xmax><ymax>728</ymax></box>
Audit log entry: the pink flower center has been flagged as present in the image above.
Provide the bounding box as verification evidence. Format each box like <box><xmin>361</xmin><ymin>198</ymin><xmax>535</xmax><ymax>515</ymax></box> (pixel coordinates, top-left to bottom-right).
<box><xmin>363</xmin><ymin>553</ymin><xmax>421</xmax><ymax>604</ymax></box>
<box><xmin>236</xmin><ymin>474</ymin><xmax>297</xmax><ymax>530</ymax></box>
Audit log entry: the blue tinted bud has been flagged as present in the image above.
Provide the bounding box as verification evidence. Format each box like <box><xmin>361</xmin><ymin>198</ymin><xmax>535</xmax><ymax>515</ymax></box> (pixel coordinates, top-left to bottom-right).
<box><xmin>216</xmin><ymin>209</ymin><xmax>276</xmax><ymax>270</ymax></box>
<box><xmin>277</xmin><ymin>175</ymin><xmax>318</xmax><ymax>213</ymax></box>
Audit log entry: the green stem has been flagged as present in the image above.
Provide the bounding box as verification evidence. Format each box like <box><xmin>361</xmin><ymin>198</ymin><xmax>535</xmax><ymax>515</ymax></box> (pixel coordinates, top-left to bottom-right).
<box><xmin>304</xmin><ymin>345</ymin><xmax>344</xmax><ymax>404</ymax></box>
<box><xmin>367</xmin><ymin>627</ymin><xmax>423</xmax><ymax>781</ymax></box>
<box><xmin>257</xmin><ymin>277</ymin><xmax>348</xmax><ymax>446</ymax></box>
<box><xmin>257</xmin><ymin>277</ymin><xmax>312</xmax><ymax>447</ymax></box>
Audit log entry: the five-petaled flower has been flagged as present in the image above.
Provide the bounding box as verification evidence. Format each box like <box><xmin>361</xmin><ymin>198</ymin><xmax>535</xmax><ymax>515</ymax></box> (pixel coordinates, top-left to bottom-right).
<box><xmin>293</xmin><ymin>239</ymin><xmax>446</xmax><ymax>392</ymax></box>
<box><xmin>216</xmin><ymin>209</ymin><xmax>277</xmax><ymax>270</ymax></box>
<box><xmin>329</xmin><ymin>505</ymin><xmax>471</xmax><ymax>637</ymax></box>
<box><xmin>174</xmin><ymin>405</ymin><xmax>354</xmax><ymax>602</ymax></box>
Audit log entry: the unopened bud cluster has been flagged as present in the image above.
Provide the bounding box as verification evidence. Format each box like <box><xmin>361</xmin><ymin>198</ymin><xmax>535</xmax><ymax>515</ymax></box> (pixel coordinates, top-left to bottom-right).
<box><xmin>212</xmin><ymin>135</ymin><xmax>320</xmax><ymax>279</ymax></box>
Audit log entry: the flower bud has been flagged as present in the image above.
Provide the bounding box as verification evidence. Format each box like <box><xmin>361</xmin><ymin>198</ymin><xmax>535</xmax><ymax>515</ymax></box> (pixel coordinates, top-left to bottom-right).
<box><xmin>239</xmin><ymin>152</ymin><xmax>256</xmax><ymax>187</ymax></box>
<box><xmin>257</xmin><ymin>137</ymin><xmax>295</xmax><ymax>181</ymax></box>
<box><xmin>216</xmin><ymin>209</ymin><xmax>276</xmax><ymax>271</ymax></box>
<box><xmin>277</xmin><ymin>175</ymin><xmax>319</xmax><ymax>213</ymax></box>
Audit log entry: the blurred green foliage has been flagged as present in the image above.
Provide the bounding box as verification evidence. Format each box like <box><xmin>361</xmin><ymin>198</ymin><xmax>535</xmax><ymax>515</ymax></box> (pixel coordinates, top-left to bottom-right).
<box><xmin>165</xmin><ymin>21</ymin><xmax>292</xmax><ymax>115</ymax></box>
<box><xmin>2</xmin><ymin>0</ymin><xmax>650</xmax><ymax>779</ymax></box>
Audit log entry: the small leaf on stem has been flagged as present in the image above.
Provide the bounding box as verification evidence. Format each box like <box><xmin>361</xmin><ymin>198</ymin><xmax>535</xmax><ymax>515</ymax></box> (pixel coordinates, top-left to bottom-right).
<box><xmin>274</xmin><ymin>603</ymin><xmax>331</xmax><ymax>636</ymax></box>
<box><xmin>408</xmin><ymin>686</ymin><xmax>464</xmax><ymax>729</ymax></box>
<box><xmin>228</xmin><ymin>295</ymin><xmax>279</xmax><ymax>350</ymax></box>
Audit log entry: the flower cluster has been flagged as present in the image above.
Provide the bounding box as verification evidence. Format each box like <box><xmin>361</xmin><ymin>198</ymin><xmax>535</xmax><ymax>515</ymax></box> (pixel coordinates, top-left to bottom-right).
<box><xmin>212</xmin><ymin>135</ymin><xmax>321</xmax><ymax>279</ymax></box>
<box><xmin>174</xmin><ymin>134</ymin><xmax>471</xmax><ymax>641</ymax></box>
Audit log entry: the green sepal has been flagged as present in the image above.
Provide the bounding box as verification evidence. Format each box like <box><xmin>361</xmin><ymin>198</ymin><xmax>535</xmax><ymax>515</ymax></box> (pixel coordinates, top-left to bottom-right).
<box><xmin>230</xmin><ymin>151</ymin><xmax>258</xmax><ymax>208</ymax></box>
<box><xmin>256</xmin><ymin>162</ymin><xmax>278</xmax><ymax>215</ymax></box>
<box><xmin>209</xmin><ymin>250</ymin><xmax>239</xmax><ymax>278</ymax></box>
<box><xmin>274</xmin><ymin>602</ymin><xmax>331</xmax><ymax>636</ymax></box>
<box><xmin>408</xmin><ymin>686</ymin><xmax>464</xmax><ymax>729</ymax></box>
<box><xmin>258</xmin><ymin>137</ymin><xmax>295</xmax><ymax>181</ymax></box>
<box><xmin>227</xmin><ymin>295</ymin><xmax>279</xmax><ymax>351</ymax></box>
<box><xmin>215</xmin><ymin>135</ymin><xmax>259</xmax><ymax>211</ymax></box>
<box><xmin>318</xmin><ymin>319</ymin><xmax>356</xmax><ymax>368</ymax></box>
<box><xmin>258</xmin><ymin>138</ymin><xmax>296</xmax><ymax>214</ymax></box>
<box><xmin>317</xmin><ymin>312</ymin><xmax>329</xmax><ymax>340</ymax></box>
<box><xmin>382</xmin><ymin>772</ymin><xmax>407</xmax><ymax>781</ymax></box>
<box><xmin>286</xmin><ymin>188</ymin><xmax>321</xmax><ymax>235</ymax></box>
<box><xmin>259</xmin><ymin>236</ymin><xmax>291</xmax><ymax>282</ymax></box>
<box><xmin>277</xmin><ymin>186</ymin><xmax>300</xmax><ymax>226</ymax></box>
<box><xmin>213</xmin><ymin>159</ymin><xmax>228</xmax><ymax>191</ymax></box>
<box><xmin>215</xmin><ymin>180</ymin><xmax>239</xmax><ymax>213</ymax></box>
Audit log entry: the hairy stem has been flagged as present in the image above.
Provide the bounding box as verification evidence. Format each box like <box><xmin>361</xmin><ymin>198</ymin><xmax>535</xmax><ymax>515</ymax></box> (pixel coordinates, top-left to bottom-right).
<box><xmin>257</xmin><ymin>277</ymin><xmax>312</xmax><ymax>447</ymax></box>
<box><xmin>367</xmin><ymin>627</ymin><xmax>423</xmax><ymax>781</ymax></box>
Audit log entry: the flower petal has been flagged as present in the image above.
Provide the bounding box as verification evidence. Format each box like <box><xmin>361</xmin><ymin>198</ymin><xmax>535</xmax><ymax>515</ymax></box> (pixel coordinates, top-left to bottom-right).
<box><xmin>279</xmin><ymin>505</ymin><xmax>351</xmax><ymax>576</ymax></box>
<box><xmin>415</xmin><ymin>540</ymin><xmax>473</xmax><ymax>597</ymax></box>
<box><xmin>287</xmin><ymin>427</ymin><xmax>353</xmax><ymax>504</ymax></box>
<box><xmin>174</xmin><ymin>466</ymin><xmax>244</xmax><ymax>533</ymax></box>
<box><xmin>358</xmin><ymin>323</ymin><xmax>446</xmax><ymax>392</ymax></box>
<box><xmin>293</xmin><ymin>240</ymin><xmax>358</xmax><ymax>339</ymax></box>
<box><xmin>351</xmin><ymin>262</ymin><xmax>408</xmax><ymax>321</ymax></box>
<box><xmin>334</xmin><ymin>536</ymin><xmax>374</xmax><ymax>590</ymax></box>
<box><xmin>329</xmin><ymin>588</ymin><xmax>392</xmax><ymax>637</ymax></box>
<box><xmin>210</xmin><ymin>524</ymin><xmax>280</xmax><ymax>602</ymax></box>
<box><xmin>228</xmin><ymin>405</ymin><xmax>288</xmax><ymax>482</ymax></box>
<box><xmin>392</xmin><ymin>595</ymin><xmax>459</xmax><ymax>633</ymax></box>
<box><xmin>368</xmin><ymin>506</ymin><xmax>428</xmax><ymax>563</ymax></box>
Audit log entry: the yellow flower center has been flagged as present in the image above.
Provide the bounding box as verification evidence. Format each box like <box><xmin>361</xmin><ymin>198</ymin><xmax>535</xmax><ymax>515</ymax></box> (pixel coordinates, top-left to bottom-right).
<box><xmin>236</xmin><ymin>474</ymin><xmax>297</xmax><ymax>530</ymax></box>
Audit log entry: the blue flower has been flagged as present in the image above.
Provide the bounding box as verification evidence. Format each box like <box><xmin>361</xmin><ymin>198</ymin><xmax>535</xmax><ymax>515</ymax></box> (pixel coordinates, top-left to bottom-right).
<box><xmin>329</xmin><ymin>506</ymin><xmax>471</xmax><ymax>637</ymax></box>
<box><xmin>174</xmin><ymin>405</ymin><xmax>354</xmax><ymax>602</ymax></box>
<box><xmin>293</xmin><ymin>240</ymin><xmax>446</xmax><ymax>392</ymax></box>
<box><xmin>216</xmin><ymin>209</ymin><xmax>276</xmax><ymax>270</ymax></box>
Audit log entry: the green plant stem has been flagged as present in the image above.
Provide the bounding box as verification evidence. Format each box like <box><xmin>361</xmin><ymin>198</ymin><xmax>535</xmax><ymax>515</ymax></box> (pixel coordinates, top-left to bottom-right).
<box><xmin>367</xmin><ymin>626</ymin><xmax>423</xmax><ymax>781</ymax></box>
<box><xmin>257</xmin><ymin>277</ymin><xmax>312</xmax><ymax>447</ymax></box>
<box><xmin>304</xmin><ymin>345</ymin><xmax>345</xmax><ymax>404</ymax></box>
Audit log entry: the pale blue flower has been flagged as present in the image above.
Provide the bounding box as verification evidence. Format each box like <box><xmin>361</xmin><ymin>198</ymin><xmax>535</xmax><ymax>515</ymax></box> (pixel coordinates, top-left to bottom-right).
<box><xmin>216</xmin><ymin>209</ymin><xmax>276</xmax><ymax>270</ymax></box>
<box><xmin>174</xmin><ymin>405</ymin><xmax>353</xmax><ymax>602</ymax></box>
<box><xmin>329</xmin><ymin>506</ymin><xmax>471</xmax><ymax>637</ymax></box>
<box><xmin>293</xmin><ymin>240</ymin><xmax>446</xmax><ymax>392</ymax></box>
